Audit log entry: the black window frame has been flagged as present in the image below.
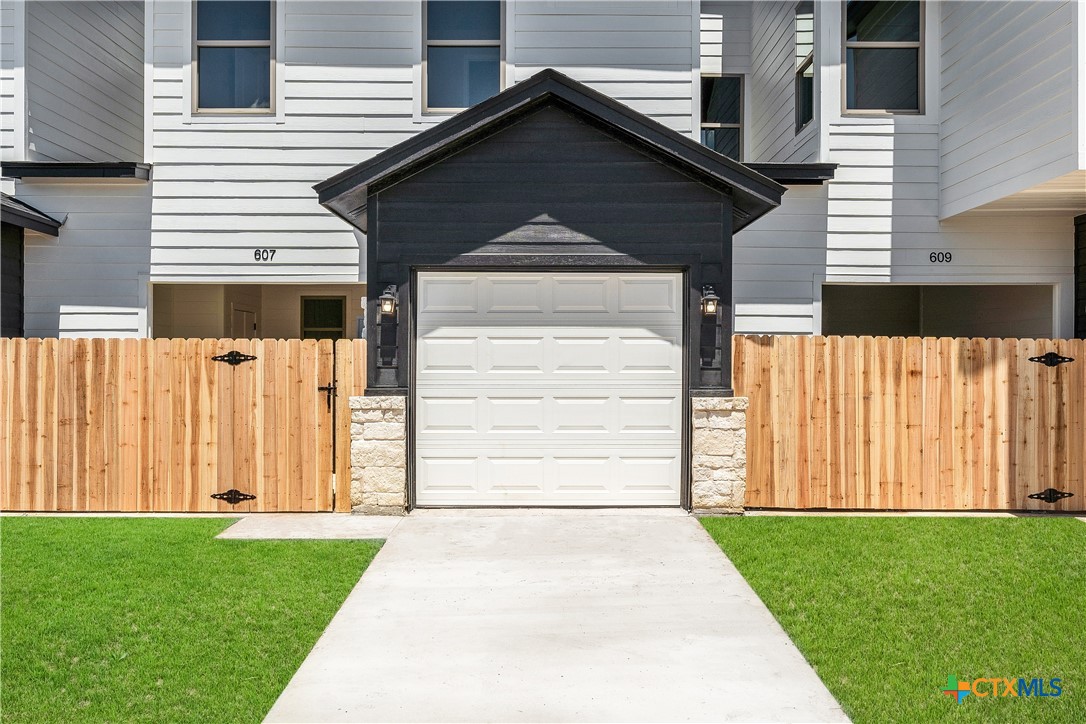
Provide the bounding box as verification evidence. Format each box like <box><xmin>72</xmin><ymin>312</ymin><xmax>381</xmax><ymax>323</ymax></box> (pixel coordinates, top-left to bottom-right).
<box><xmin>700</xmin><ymin>74</ymin><xmax>743</xmax><ymax>161</ymax></box>
<box><xmin>795</xmin><ymin>2</ymin><xmax>815</xmax><ymax>132</ymax></box>
<box><xmin>192</xmin><ymin>0</ymin><xmax>275</xmax><ymax>115</ymax></box>
<box><xmin>842</xmin><ymin>0</ymin><xmax>924</xmax><ymax>115</ymax></box>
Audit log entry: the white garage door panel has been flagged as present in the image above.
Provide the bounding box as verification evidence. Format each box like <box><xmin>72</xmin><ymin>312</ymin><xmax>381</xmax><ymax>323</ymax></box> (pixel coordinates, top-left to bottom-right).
<box><xmin>418</xmin><ymin>449</ymin><xmax>681</xmax><ymax>506</ymax></box>
<box><xmin>415</xmin><ymin>271</ymin><xmax>683</xmax><ymax>506</ymax></box>
<box><xmin>418</xmin><ymin>274</ymin><xmax>680</xmax><ymax>322</ymax></box>
<box><xmin>417</xmin><ymin>329</ymin><xmax>683</xmax><ymax>383</ymax></box>
<box><xmin>417</xmin><ymin>391</ymin><xmax>681</xmax><ymax>441</ymax></box>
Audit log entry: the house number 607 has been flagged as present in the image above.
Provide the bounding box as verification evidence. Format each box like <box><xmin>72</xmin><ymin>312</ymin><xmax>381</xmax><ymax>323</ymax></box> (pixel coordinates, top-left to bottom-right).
<box><xmin>254</xmin><ymin>248</ymin><xmax>277</xmax><ymax>262</ymax></box>
<box><xmin>929</xmin><ymin>251</ymin><xmax>952</xmax><ymax>263</ymax></box>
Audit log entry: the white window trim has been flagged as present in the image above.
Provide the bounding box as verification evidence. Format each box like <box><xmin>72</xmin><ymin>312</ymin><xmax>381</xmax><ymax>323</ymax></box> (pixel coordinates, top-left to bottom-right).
<box><xmin>413</xmin><ymin>0</ymin><xmax>509</xmax><ymax>123</ymax></box>
<box><xmin>182</xmin><ymin>0</ymin><xmax>285</xmax><ymax>125</ymax></box>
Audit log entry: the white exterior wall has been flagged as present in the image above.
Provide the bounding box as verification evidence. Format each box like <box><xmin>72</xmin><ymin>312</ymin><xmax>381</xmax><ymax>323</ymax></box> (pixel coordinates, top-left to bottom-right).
<box><xmin>25</xmin><ymin>1</ymin><xmax>144</xmax><ymax>162</ymax></box>
<box><xmin>748</xmin><ymin>1</ymin><xmax>816</xmax><ymax>163</ymax></box>
<box><xmin>700</xmin><ymin>1</ymin><xmax>750</xmax><ymax>77</ymax></box>
<box><xmin>149</xmin><ymin>0</ymin><xmax>380</xmax><ymax>284</ymax></box>
<box><xmin>1</xmin><ymin>0</ymin><xmax>23</xmax><ymax>161</ymax></box>
<box><xmin>15</xmin><ymin>179</ymin><xmax>151</xmax><ymax>337</ymax></box>
<box><xmin>148</xmin><ymin>0</ymin><xmax>698</xmax><ymax>289</ymax></box>
<box><xmin>732</xmin><ymin>0</ymin><xmax>1078</xmax><ymax>337</ymax></box>
<box><xmin>513</xmin><ymin>1</ymin><xmax>697</xmax><ymax>135</ymax></box>
<box><xmin>939</xmin><ymin>0</ymin><xmax>1081</xmax><ymax>217</ymax></box>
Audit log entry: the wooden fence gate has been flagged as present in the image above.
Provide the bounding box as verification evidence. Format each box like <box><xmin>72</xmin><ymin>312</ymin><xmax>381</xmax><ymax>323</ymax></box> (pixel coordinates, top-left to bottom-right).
<box><xmin>733</xmin><ymin>335</ymin><xmax>1085</xmax><ymax>512</ymax></box>
<box><xmin>1</xmin><ymin>338</ymin><xmax>365</xmax><ymax>512</ymax></box>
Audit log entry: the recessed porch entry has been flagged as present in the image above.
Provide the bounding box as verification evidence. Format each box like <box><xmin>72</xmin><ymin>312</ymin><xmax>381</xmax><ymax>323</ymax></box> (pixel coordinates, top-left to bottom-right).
<box><xmin>414</xmin><ymin>271</ymin><xmax>684</xmax><ymax>506</ymax></box>
<box><xmin>151</xmin><ymin>283</ymin><xmax>366</xmax><ymax>339</ymax></box>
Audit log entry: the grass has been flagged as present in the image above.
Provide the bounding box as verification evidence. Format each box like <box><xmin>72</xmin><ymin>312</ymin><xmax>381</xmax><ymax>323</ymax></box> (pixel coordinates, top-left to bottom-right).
<box><xmin>1</xmin><ymin>517</ymin><xmax>381</xmax><ymax>723</ymax></box>
<box><xmin>700</xmin><ymin>516</ymin><xmax>1085</xmax><ymax>724</ymax></box>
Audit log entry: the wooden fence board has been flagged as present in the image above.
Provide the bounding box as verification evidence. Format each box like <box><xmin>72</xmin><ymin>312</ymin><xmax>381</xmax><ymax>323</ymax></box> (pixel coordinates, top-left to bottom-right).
<box><xmin>0</xmin><ymin>337</ymin><xmax>362</xmax><ymax>512</ymax></box>
<box><xmin>734</xmin><ymin>335</ymin><xmax>1086</xmax><ymax>512</ymax></box>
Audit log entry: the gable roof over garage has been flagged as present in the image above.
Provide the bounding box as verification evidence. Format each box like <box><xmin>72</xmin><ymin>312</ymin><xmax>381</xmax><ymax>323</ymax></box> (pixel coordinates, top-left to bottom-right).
<box><xmin>315</xmin><ymin>69</ymin><xmax>792</xmax><ymax>234</ymax></box>
<box><xmin>1</xmin><ymin>193</ymin><xmax>62</xmax><ymax>236</ymax></box>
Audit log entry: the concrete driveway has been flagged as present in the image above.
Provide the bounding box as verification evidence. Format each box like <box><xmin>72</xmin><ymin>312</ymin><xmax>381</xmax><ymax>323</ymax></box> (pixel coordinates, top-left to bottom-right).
<box><xmin>265</xmin><ymin>510</ymin><xmax>847</xmax><ymax>723</ymax></box>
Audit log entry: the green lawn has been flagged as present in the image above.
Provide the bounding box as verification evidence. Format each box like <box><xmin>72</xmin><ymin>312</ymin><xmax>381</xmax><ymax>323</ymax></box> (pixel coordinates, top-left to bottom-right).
<box><xmin>1</xmin><ymin>517</ymin><xmax>381</xmax><ymax>723</ymax></box>
<box><xmin>701</xmin><ymin>516</ymin><xmax>1085</xmax><ymax>724</ymax></box>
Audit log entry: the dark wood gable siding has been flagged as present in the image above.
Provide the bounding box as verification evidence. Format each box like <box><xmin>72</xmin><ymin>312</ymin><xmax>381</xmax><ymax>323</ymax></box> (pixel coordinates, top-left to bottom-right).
<box><xmin>1076</xmin><ymin>213</ymin><xmax>1085</xmax><ymax>339</ymax></box>
<box><xmin>1</xmin><ymin>223</ymin><xmax>25</xmax><ymax>337</ymax></box>
<box><xmin>368</xmin><ymin>105</ymin><xmax>734</xmax><ymax>392</ymax></box>
<box><xmin>378</xmin><ymin>106</ymin><xmax>728</xmax><ymax>255</ymax></box>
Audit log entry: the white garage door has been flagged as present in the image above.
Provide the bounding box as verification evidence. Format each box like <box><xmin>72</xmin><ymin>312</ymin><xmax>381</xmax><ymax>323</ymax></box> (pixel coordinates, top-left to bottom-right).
<box><xmin>415</xmin><ymin>272</ymin><xmax>683</xmax><ymax>506</ymax></box>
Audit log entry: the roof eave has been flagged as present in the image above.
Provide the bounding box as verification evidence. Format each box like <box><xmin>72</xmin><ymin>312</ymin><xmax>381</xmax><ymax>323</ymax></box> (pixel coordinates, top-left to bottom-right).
<box><xmin>2</xmin><ymin>162</ymin><xmax>151</xmax><ymax>180</ymax></box>
<box><xmin>1</xmin><ymin>194</ymin><xmax>62</xmax><ymax>236</ymax></box>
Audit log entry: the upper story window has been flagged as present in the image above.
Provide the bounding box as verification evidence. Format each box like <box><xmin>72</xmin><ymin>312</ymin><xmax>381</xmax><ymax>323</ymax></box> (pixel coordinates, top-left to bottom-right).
<box><xmin>795</xmin><ymin>3</ymin><xmax>814</xmax><ymax>130</ymax></box>
<box><xmin>700</xmin><ymin>76</ymin><xmax>742</xmax><ymax>159</ymax></box>
<box><xmin>424</xmin><ymin>1</ymin><xmax>502</xmax><ymax>112</ymax></box>
<box><xmin>194</xmin><ymin>0</ymin><xmax>273</xmax><ymax>113</ymax></box>
<box><xmin>844</xmin><ymin>1</ymin><xmax>922</xmax><ymax>113</ymax></box>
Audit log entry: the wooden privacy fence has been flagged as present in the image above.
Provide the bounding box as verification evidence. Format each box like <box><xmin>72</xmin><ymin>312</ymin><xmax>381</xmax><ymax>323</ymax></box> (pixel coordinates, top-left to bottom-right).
<box><xmin>0</xmin><ymin>338</ymin><xmax>366</xmax><ymax>512</ymax></box>
<box><xmin>733</xmin><ymin>336</ymin><xmax>1085</xmax><ymax>511</ymax></box>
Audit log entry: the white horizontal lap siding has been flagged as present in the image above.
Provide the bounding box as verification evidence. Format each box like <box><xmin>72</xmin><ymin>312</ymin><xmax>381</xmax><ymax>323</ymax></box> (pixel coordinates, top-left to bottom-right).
<box><xmin>738</xmin><ymin>18</ymin><xmax>1076</xmax><ymax>341</ymax></box>
<box><xmin>735</xmin><ymin>151</ymin><xmax>1075</xmax><ymax>337</ymax></box>
<box><xmin>939</xmin><ymin>0</ymin><xmax>1079</xmax><ymax>217</ymax></box>
<box><xmin>25</xmin><ymin>0</ymin><xmax>143</xmax><ymax>162</ymax></box>
<box><xmin>701</xmin><ymin>2</ymin><xmax>751</xmax><ymax>76</ymax></box>
<box><xmin>0</xmin><ymin>0</ymin><xmax>17</xmax><ymax>159</ymax></box>
<box><xmin>512</xmin><ymin>1</ymin><xmax>696</xmax><ymax>133</ymax></box>
<box><xmin>150</xmin><ymin>0</ymin><xmax>419</xmax><ymax>282</ymax></box>
<box><xmin>17</xmin><ymin>181</ymin><xmax>151</xmax><ymax>338</ymax></box>
<box><xmin>747</xmin><ymin>1</ymin><xmax>814</xmax><ymax>163</ymax></box>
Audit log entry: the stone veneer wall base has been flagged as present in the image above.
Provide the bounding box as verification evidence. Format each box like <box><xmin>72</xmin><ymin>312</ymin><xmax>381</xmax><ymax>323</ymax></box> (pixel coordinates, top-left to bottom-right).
<box><xmin>690</xmin><ymin>397</ymin><xmax>748</xmax><ymax>514</ymax></box>
<box><xmin>349</xmin><ymin>395</ymin><xmax>407</xmax><ymax>516</ymax></box>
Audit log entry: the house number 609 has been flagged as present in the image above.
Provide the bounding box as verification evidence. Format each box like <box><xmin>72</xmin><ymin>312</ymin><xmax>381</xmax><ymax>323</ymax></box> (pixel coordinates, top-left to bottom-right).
<box><xmin>254</xmin><ymin>248</ymin><xmax>277</xmax><ymax>262</ymax></box>
<box><xmin>929</xmin><ymin>251</ymin><xmax>952</xmax><ymax>263</ymax></box>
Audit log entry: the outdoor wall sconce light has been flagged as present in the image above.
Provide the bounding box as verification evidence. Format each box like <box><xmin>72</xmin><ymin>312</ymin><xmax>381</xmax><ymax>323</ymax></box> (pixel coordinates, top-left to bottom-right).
<box><xmin>376</xmin><ymin>284</ymin><xmax>399</xmax><ymax>369</ymax></box>
<box><xmin>701</xmin><ymin>285</ymin><xmax>720</xmax><ymax>317</ymax></box>
<box><xmin>379</xmin><ymin>285</ymin><xmax>398</xmax><ymax>316</ymax></box>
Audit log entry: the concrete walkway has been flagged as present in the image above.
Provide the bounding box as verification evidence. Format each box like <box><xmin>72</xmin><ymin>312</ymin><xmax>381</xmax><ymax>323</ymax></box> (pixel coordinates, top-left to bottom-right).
<box><xmin>265</xmin><ymin>510</ymin><xmax>846</xmax><ymax>723</ymax></box>
<box><xmin>217</xmin><ymin>513</ymin><xmax>402</xmax><ymax>540</ymax></box>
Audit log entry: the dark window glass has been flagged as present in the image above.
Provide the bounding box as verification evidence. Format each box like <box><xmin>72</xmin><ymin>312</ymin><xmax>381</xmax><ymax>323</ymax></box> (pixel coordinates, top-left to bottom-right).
<box><xmin>796</xmin><ymin>64</ymin><xmax>814</xmax><ymax>128</ymax></box>
<box><xmin>198</xmin><ymin>47</ymin><xmax>271</xmax><ymax>109</ymax></box>
<box><xmin>701</xmin><ymin>128</ymin><xmax>740</xmax><ymax>159</ymax></box>
<box><xmin>302</xmin><ymin>298</ymin><xmax>345</xmax><ymax>329</ymax></box>
<box><xmin>427</xmin><ymin>46</ymin><xmax>500</xmax><ymax>108</ymax></box>
<box><xmin>303</xmin><ymin>330</ymin><xmax>343</xmax><ymax>340</ymax></box>
<box><xmin>846</xmin><ymin>1</ymin><xmax>920</xmax><ymax>42</ymax></box>
<box><xmin>846</xmin><ymin>47</ymin><xmax>918</xmax><ymax>110</ymax></box>
<box><xmin>701</xmin><ymin>76</ymin><xmax>741</xmax><ymax>125</ymax></box>
<box><xmin>427</xmin><ymin>0</ymin><xmax>500</xmax><ymax>40</ymax></box>
<box><xmin>197</xmin><ymin>0</ymin><xmax>271</xmax><ymax>41</ymax></box>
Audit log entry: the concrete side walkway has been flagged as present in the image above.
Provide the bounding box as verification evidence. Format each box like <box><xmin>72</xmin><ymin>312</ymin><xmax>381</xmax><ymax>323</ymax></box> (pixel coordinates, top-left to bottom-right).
<box><xmin>265</xmin><ymin>511</ymin><xmax>847</xmax><ymax>723</ymax></box>
<box><xmin>217</xmin><ymin>513</ymin><xmax>401</xmax><ymax>540</ymax></box>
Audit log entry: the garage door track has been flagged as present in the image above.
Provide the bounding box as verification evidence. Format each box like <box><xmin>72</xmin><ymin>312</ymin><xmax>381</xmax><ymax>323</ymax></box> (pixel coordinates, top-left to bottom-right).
<box><xmin>265</xmin><ymin>510</ymin><xmax>847</xmax><ymax>723</ymax></box>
